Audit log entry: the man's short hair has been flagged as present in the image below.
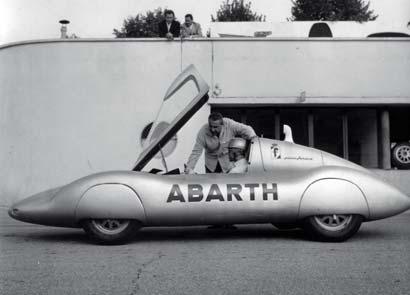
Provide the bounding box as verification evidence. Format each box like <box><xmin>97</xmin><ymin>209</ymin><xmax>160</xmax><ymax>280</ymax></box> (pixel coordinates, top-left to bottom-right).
<box><xmin>164</xmin><ymin>10</ymin><xmax>175</xmax><ymax>17</ymax></box>
<box><xmin>208</xmin><ymin>112</ymin><xmax>223</xmax><ymax>122</ymax></box>
<box><xmin>185</xmin><ymin>14</ymin><xmax>193</xmax><ymax>20</ymax></box>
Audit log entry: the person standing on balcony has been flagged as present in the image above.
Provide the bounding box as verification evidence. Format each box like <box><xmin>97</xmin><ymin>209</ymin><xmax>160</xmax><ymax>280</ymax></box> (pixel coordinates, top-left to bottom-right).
<box><xmin>158</xmin><ymin>10</ymin><xmax>180</xmax><ymax>40</ymax></box>
<box><xmin>181</xmin><ymin>14</ymin><xmax>203</xmax><ymax>38</ymax></box>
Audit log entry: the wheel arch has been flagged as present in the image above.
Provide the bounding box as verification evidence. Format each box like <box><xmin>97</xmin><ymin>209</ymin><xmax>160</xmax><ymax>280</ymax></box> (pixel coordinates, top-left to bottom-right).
<box><xmin>75</xmin><ymin>183</ymin><xmax>147</xmax><ymax>224</ymax></box>
<box><xmin>298</xmin><ymin>178</ymin><xmax>370</xmax><ymax>219</ymax></box>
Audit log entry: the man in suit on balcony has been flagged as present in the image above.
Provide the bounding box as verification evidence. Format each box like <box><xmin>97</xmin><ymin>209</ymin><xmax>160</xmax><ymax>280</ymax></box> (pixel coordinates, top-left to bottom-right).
<box><xmin>158</xmin><ymin>10</ymin><xmax>180</xmax><ymax>40</ymax></box>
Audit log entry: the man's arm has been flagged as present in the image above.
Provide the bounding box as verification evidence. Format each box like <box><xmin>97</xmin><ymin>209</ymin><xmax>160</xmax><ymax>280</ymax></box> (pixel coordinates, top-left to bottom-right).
<box><xmin>180</xmin><ymin>25</ymin><xmax>188</xmax><ymax>38</ymax></box>
<box><xmin>193</xmin><ymin>23</ymin><xmax>203</xmax><ymax>37</ymax></box>
<box><xmin>229</xmin><ymin>164</ymin><xmax>248</xmax><ymax>174</ymax></box>
<box><xmin>158</xmin><ymin>22</ymin><xmax>166</xmax><ymax>37</ymax></box>
<box><xmin>185</xmin><ymin>130</ymin><xmax>205</xmax><ymax>172</ymax></box>
<box><xmin>228</xmin><ymin>158</ymin><xmax>248</xmax><ymax>174</ymax></box>
<box><xmin>227</xmin><ymin>118</ymin><xmax>257</xmax><ymax>139</ymax></box>
<box><xmin>196</xmin><ymin>23</ymin><xmax>203</xmax><ymax>37</ymax></box>
<box><xmin>173</xmin><ymin>22</ymin><xmax>181</xmax><ymax>37</ymax></box>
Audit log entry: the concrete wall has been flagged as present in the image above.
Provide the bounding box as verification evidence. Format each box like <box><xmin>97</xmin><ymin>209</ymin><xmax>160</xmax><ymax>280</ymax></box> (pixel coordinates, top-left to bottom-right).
<box><xmin>211</xmin><ymin>38</ymin><xmax>410</xmax><ymax>103</ymax></box>
<box><xmin>0</xmin><ymin>39</ymin><xmax>210</xmax><ymax>205</ymax></box>
<box><xmin>1</xmin><ymin>38</ymin><xmax>410</xmax><ymax>205</ymax></box>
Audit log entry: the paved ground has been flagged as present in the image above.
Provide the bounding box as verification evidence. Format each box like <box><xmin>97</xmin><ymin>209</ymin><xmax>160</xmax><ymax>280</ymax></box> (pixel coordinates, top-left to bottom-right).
<box><xmin>1</xmin><ymin>207</ymin><xmax>409</xmax><ymax>295</ymax></box>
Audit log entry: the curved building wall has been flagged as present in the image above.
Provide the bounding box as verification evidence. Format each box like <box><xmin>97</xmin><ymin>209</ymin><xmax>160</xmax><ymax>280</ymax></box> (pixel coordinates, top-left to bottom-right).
<box><xmin>0</xmin><ymin>39</ymin><xmax>210</xmax><ymax>205</ymax></box>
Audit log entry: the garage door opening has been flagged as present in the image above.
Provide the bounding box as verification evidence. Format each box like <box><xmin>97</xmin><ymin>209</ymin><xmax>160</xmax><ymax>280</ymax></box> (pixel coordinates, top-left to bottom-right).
<box><xmin>212</xmin><ymin>106</ymin><xmax>402</xmax><ymax>169</ymax></box>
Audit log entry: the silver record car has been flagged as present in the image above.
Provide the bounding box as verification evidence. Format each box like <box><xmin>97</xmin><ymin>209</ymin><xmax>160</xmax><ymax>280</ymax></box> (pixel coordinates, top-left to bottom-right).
<box><xmin>9</xmin><ymin>65</ymin><xmax>410</xmax><ymax>244</ymax></box>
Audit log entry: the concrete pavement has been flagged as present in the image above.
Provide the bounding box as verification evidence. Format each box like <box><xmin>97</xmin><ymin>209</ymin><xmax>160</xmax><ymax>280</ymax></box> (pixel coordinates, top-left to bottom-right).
<box><xmin>1</xmin><ymin>207</ymin><xmax>409</xmax><ymax>295</ymax></box>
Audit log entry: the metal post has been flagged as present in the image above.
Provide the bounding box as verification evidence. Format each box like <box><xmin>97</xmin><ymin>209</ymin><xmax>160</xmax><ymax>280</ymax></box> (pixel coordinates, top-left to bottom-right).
<box><xmin>240</xmin><ymin>109</ymin><xmax>247</xmax><ymax>124</ymax></box>
<box><xmin>342</xmin><ymin>112</ymin><xmax>349</xmax><ymax>160</ymax></box>
<box><xmin>274</xmin><ymin>111</ymin><xmax>280</xmax><ymax>140</ymax></box>
<box><xmin>308</xmin><ymin>112</ymin><xmax>314</xmax><ymax>147</ymax></box>
<box><xmin>380</xmin><ymin>110</ymin><xmax>391</xmax><ymax>169</ymax></box>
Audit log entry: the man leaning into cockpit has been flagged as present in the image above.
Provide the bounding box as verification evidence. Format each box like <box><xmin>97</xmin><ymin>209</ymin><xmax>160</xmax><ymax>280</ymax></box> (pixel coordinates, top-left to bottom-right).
<box><xmin>184</xmin><ymin>112</ymin><xmax>256</xmax><ymax>174</ymax></box>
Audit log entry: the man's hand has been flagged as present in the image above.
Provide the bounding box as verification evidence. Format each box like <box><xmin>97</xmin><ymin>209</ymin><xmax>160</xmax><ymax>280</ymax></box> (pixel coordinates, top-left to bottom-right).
<box><xmin>184</xmin><ymin>165</ymin><xmax>195</xmax><ymax>174</ymax></box>
<box><xmin>166</xmin><ymin>32</ymin><xmax>174</xmax><ymax>40</ymax></box>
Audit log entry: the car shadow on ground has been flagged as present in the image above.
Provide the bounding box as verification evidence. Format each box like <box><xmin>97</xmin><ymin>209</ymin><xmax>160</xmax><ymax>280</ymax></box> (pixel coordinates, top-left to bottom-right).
<box><xmin>1</xmin><ymin>225</ymin><xmax>303</xmax><ymax>244</ymax></box>
<box><xmin>135</xmin><ymin>225</ymin><xmax>306</xmax><ymax>242</ymax></box>
<box><xmin>1</xmin><ymin>224</ymin><xmax>389</xmax><ymax>245</ymax></box>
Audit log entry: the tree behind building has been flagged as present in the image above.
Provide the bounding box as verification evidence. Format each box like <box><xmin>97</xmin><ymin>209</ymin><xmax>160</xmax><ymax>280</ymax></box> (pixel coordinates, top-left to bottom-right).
<box><xmin>113</xmin><ymin>8</ymin><xmax>165</xmax><ymax>38</ymax></box>
<box><xmin>212</xmin><ymin>0</ymin><xmax>266</xmax><ymax>22</ymax></box>
<box><xmin>290</xmin><ymin>0</ymin><xmax>378</xmax><ymax>22</ymax></box>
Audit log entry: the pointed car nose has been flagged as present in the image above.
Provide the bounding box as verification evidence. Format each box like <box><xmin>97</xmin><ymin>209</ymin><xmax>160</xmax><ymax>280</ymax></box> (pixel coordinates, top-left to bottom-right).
<box><xmin>366</xmin><ymin>179</ymin><xmax>410</xmax><ymax>220</ymax></box>
<box><xmin>8</xmin><ymin>187</ymin><xmax>61</xmax><ymax>225</ymax></box>
<box><xmin>391</xmin><ymin>189</ymin><xmax>410</xmax><ymax>214</ymax></box>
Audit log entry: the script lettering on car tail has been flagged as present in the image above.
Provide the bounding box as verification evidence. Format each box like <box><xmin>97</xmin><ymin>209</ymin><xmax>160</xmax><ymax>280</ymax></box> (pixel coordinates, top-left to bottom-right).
<box><xmin>166</xmin><ymin>183</ymin><xmax>278</xmax><ymax>203</ymax></box>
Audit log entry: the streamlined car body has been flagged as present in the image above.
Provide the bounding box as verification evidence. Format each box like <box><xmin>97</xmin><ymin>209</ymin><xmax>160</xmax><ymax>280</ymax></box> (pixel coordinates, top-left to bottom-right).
<box><xmin>9</xmin><ymin>65</ymin><xmax>410</xmax><ymax>244</ymax></box>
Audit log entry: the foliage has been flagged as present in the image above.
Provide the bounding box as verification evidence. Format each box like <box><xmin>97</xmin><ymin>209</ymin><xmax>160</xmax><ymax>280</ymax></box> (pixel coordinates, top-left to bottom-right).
<box><xmin>113</xmin><ymin>8</ymin><xmax>165</xmax><ymax>38</ymax></box>
<box><xmin>290</xmin><ymin>0</ymin><xmax>378</xmax><ymax>22</ymax></box>
<box><xmin>212</xmin><ymin>0</ymin><xmax>265</xmax><ymax>22</ymax></box>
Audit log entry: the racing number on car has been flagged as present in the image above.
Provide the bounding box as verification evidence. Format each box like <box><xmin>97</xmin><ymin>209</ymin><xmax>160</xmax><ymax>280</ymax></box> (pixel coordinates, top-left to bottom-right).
<box><xmin>166</xmin><ymin>183</ymin><xmax>278</xmax><ymax>203</ymax></box>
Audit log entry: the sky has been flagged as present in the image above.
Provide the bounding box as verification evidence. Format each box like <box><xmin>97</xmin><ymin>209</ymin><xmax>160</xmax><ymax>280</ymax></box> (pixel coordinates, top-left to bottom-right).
<box><xmin>1</xmin><ymin>0</ymin><xmax>410</xmax><ymax>44</ymax></box>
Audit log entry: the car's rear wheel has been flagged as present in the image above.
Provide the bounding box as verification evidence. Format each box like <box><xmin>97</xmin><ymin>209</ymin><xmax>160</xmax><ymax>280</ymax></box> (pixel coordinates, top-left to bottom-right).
<box><xmin>302</xmin><ymin>214</ymin><xmax>363</xmax><ymax>242</ymax></box>
<box><xmin>82</xmin><ymin>219</ymin><xmax>141</xmax><ymax>244</ymax></box>
<box><xmin>392</xmin><ymin>142</ymin><xmax>410</xmax><ymax>169</ymax></box>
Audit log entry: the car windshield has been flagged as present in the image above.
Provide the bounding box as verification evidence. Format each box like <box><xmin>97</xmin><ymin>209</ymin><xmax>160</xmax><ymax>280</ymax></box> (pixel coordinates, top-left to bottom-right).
<box><xmin>148</xmin><ymin>79</ymin><xmax>199</xmax><ymax>150</ymax></box>
<box><xmin>133</xmin><ymin>65</ymin><xmax>209</xmax><ymax>171</ymax></box>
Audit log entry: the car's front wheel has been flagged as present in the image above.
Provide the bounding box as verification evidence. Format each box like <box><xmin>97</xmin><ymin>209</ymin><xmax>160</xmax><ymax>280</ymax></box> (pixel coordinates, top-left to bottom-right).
<box><xmin>82</xmin><ymin>219</ymin><xmax>141</xmax><ymax>244</ymax></box>
<box><xmin>302</xmin><ymin>214</ymin><xmax>363</xmax><ymax>242</ymax></box>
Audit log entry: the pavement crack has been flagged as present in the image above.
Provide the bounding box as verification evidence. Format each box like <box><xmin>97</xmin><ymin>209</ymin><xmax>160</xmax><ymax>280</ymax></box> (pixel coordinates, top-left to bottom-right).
<box><xmin>130</xmin><ymin>252</ymin><xmax>164</xmax><ymax>295</ymax></box>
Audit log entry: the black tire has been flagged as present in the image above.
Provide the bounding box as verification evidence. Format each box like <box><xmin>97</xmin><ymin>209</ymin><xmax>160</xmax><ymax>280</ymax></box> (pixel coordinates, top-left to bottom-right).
<box><xmin>272</xmin><ymin>223</ymin><xmax>300</xmax><ymax>230</ymax></box>
<box><xmin>82</xmin><ymin>219</ymin><xmax>141</xmax><ymax>244</ymax></box>
<box><xmin>302</xmin><ymin>214</ymin><xmax>363</xmax><ymax>242</ymax></box>
<box><xmin>391</xmin><ymin>142</ymin><xmax>410</xmax><ymax>169</ymax></box>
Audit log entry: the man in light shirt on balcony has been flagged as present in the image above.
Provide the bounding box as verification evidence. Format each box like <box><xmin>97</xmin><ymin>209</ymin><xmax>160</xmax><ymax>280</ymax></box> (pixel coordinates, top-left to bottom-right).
<box><xmin>181</xmin><ymin>14</ymin><xmax>203</xmax><ymax>38</ymax></box>
<box><xmin>185</xmin><ymin>112</ymin><xmax>256</xmax><ymax>174</ymax></box>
